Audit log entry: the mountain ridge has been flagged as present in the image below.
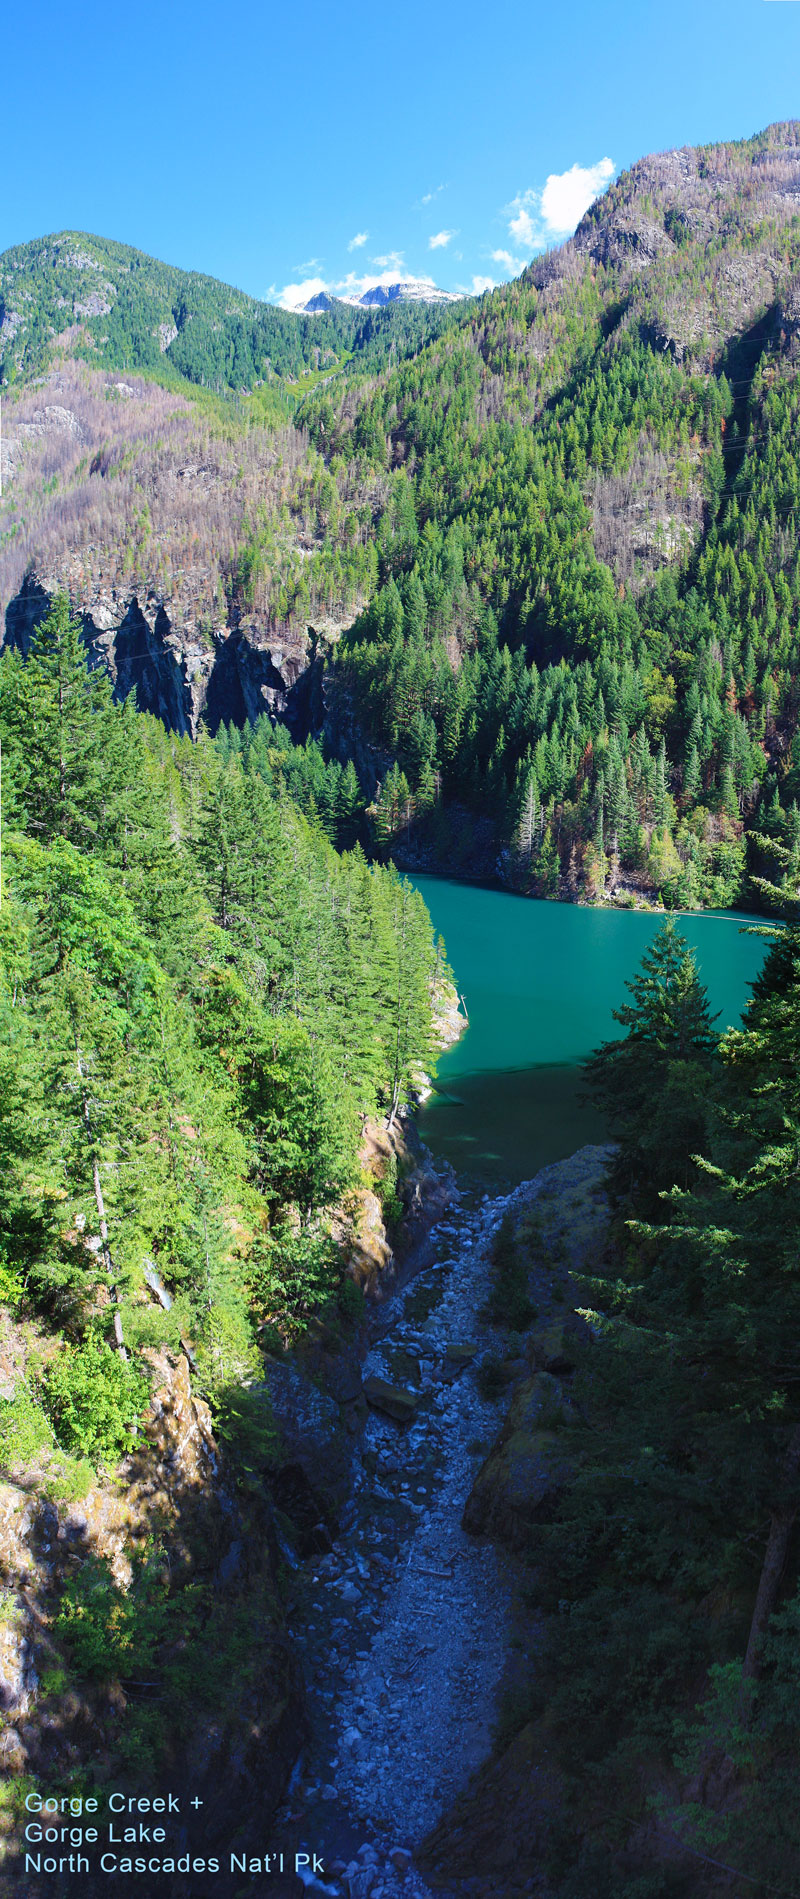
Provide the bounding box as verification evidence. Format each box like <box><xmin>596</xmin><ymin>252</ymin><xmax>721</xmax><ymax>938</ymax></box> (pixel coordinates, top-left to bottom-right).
<box><xmin>0</xmin><ymin>228</ymin><xmax>464</xmax><ymax>391</ymax></box>
<box><xmin>5</xmin><ymin>120</ymin><xmax>800</xmax><ymax>909</ymax></box>
<box><xmin>301</xmin><ymin>279</ymin><xmax>463</xmax><ymax>314</ymax></box>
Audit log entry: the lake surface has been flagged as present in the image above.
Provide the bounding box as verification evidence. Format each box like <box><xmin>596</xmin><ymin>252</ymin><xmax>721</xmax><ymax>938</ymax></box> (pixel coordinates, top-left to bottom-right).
<box><xmin>415</xmin><ymin>878</ymin><xmax>772</xmax><ymax>1188</ymax></box>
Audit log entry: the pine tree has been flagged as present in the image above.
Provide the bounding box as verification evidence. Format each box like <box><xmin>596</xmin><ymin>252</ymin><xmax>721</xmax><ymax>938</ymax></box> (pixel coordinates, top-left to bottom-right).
<box><xmin>654</xmin><ymin>740</ymin><xmax>667</xmax><ymax>831</ymax></box>
<box><xmin>586</xmin><ymin>921</ymin><xmax>719</xmax><ymax>1206</ymax></box>
<box><xmin>684</xmin><ymin>741</ymin><xmax>701</xmax><ymax>802</ymax></box>
<box><xmin>0</xmin><ymin>616</ymin><xmax>443</xmax><ymax>1384</ymax></box>
<box><xmin>516</xmin><ymin>771</ymin><xmax>540</xmax><ymax>865</ymax></box>
<box><xmin>4</xmin><ymin>594</ymin><xmax>126</xmax><ymax>850</ymax></box>
<box><xmin>337</xmin><ymin>758</ymin><xmax>363</xmax><ymax>847</ymax></box>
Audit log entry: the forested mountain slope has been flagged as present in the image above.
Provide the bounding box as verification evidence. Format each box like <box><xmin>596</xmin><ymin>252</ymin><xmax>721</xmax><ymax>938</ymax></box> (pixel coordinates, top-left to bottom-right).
<box><xmin>0</xmin><ymin>230</ymin><xmax>461</xmax><ymax>390</ymax></box>
<box><xmin>0</xmin><ymin>596</ymin><xmax>444</xmax><ymax>1827</ymax></box>
<box><xmin>308</xmin><ymin>120</ymin><xmax>800</xmax><ymax>908</ymax></box>
<box><xmin>0</xmin><ymin>236</ymin><xmax>462</xmax><ymax>737</ymax></box>
<box><xmin>0</xmin><ymin>363</ymin><xmax>387</xmax><ymax>734</ymax></box>
<box><xmin>5</xmin><ymin>123</ymin><xmax>800</xmax><ymax>908</ymax></box>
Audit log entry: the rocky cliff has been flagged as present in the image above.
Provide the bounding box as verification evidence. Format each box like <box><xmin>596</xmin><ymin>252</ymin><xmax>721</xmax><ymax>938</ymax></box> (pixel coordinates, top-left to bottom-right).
<box><xmin>0</xmin><ymin>1105</ymin><xmax>454</xmax><ymax>1894</ymax></box>
<box><xmin>0</xmin><ymin>1332</ymin><xmax>306</xmax><ymax>1896</ymax></box>
<box><xmin>5</xmin><ymin>567</ymin><xmax>326</xmax><ymax>738</ymax></box>
<box><xmin>0</xmin><ymin>363</ymin><xmax>378</xmax><ymax>735</ymax></box>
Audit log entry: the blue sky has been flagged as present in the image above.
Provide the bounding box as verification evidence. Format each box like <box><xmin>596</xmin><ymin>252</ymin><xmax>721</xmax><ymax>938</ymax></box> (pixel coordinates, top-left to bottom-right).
<box><xmin>5</xmin><ymin>0</ymin><xmax>800</xmax><ymax>307</ymax></box>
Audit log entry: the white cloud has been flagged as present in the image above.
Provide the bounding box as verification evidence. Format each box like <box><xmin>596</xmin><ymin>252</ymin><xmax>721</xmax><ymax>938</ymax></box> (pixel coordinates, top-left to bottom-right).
<box><xmin>348</xmin><ymin>231</ymin><xmax>369</xmax><ymax>250</ymax></box>
<box><xmin>429</xmin><ymin>229</ymin><xmax>456</xmax><ymax>250</ymax></box>
<box><xmin>340</xmin><ymin>266</ymin><xmax>426</xmax><ymax>297</ymax></box>
<box><xmin>295</xmin><ymin>255</ymin><xmax>322</xmax><ymax>273</ymax></box>
<box><xmin>491</xmin><ymin>248</ymin><xmax>525</xmax><ymax>274</ymax></box>
<box><xmin>508</xmin><ymin>197</ymin><xmax>538</xmax><ymax>250</ymax></box>
<box><xmin>419</xmin><ymin>184</ymin><xmax>446</xmax><ymax>206</ymax></box>
<box><xmin>541</xmin><ymin>158</ymin><xmax>614</xmax><ymax>234</ymax></box>
<box><xmin>372</xmin><ymin>250</ymin><xmax>404</xmax><ymax>271</ymax></box>
<box><xmin>506</xmin><ymin>156</ymin><xmax>614</xmax><ymax>254</ymax></box>
<box><xmin>471</xmin><ymin>275</ymin><xmax>496</xmax><ymax>294</ymax></box>
<box><xmin>270</xmin><ymin>276</ymin><xmax>330</xmax><ymax>312</ymax></box>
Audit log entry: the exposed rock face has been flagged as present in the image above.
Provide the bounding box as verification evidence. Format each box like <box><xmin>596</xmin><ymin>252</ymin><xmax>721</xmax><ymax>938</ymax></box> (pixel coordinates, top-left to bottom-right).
<box><xmin>567</xmin><ymin>125</ymin><xmax>800</xmax><ymax>365</ymax></box>
<box><xmin>356</xmin><ymin>280</ymin><xmax>462</xmax><ymax>309</ymax></box>
<box><xmin>264</xmin><ymin>1355</ymin><xmax>353</xmax><ymax>1520</ymax></box>
<box><xmin>0</xmin><ymin>403</ymin><xmax>85</xmax><ymax>484</ymax></box>
<box><xmin>0</xmin><ymin>1488</ymin><xmax>38</xmax><ymax>1721</ymax></box>
<box><xmin>462</xmin><ymin>1149</ymin><xmax>612</xmax><ymax>1549</ymax></box>
<box><xmin>4</xmin><ymin>569</ymin><xmax>334</xmax><ymax>738</ymax></box>
<box><xmin>0</xmin><ymin>362</ymin><xmax>374</xmax><ymax>740</ymax></box>
<box><xmin>589</xmin><ymin>441</ymin><xmax>705</xmax><ymax>589</ymax></box>
<box><xmin>573</xmin><ymin>211</ymin><xmax>674</xmax><ymax>270</ymax></box>
<box><xmin>420</xmin><ymin>1719</ymin><xmax>556</xmax><ymax>1895</ymax></box>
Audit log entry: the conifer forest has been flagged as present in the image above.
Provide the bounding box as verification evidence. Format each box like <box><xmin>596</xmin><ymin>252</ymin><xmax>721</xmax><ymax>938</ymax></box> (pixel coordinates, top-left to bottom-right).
<box><xmin>4</xmin><ymin>119</ymin><xmax>800</xmax><ymax>1899</ymax></box>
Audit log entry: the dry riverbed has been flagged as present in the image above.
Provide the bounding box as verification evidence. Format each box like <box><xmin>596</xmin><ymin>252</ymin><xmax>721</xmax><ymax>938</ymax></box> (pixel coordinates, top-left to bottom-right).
<box><xmin>272</xmin><ymin>1148</ymin><xmax>613</xmax><ymax>1899</ymax></box>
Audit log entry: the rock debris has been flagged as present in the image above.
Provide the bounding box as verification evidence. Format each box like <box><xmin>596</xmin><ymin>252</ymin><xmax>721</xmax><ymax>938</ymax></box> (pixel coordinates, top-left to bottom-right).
<box><xmin>277</xmin><ymin>1161</ymin><xmax>583</xmax><ymax>1899</ymax></box>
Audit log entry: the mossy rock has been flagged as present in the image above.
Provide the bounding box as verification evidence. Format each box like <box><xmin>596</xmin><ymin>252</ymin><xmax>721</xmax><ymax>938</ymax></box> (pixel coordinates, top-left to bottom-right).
<box><xmin>363</xmin><ymin>1376</ymin><xmax>420</xmax><ymax>1422</ymax></box>
<box><xmin>527</xmin><ymin>1311</ymin><xmax>594</xmax><ymax>1375</ymax></box>
<box><xmin>402</xmin><ymin>1282</ymin><xmax>443</xmax><ymax>1324</ymax></box>
<box><xmin>382</xmin><ymin>1346</ymin><xmax>422</xmax><ymax>1388</ymax></box>
<box><xmin>462</xmin><ymin>1374</ymin><xmax>573</xmax><ymax>1548</ymax></box>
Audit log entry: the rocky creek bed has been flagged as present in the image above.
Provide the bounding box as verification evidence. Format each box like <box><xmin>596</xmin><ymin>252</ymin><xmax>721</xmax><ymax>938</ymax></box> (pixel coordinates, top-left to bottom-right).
<box><xmin>268</xmin><ymin>1145</ymin><xmax>613</xmax><ymax>1899</ymax></box>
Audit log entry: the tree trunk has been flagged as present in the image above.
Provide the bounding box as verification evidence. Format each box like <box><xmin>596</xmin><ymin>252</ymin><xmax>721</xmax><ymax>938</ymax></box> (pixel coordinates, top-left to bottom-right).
<box><xmin>90</xmin><ymin>1150</ymin><xmax>128</xmax><ymax>1360</ymax></box>
<box><xmin>740</xmin><ymin>1421</ymin><xmax>800</xmax><ymax>1694</ymax></box>
<box><xmin>78</xmin><ymin>1053</ymin><xmax>128</xmax><ymax>1359</ymax></box>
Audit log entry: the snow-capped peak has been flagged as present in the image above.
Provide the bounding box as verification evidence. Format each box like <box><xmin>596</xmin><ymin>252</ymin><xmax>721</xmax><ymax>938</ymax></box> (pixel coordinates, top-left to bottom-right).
<box><xmin>300</xmin><ymin>280</ymin><xmax>463</xmax><ymax>315</ymax></box>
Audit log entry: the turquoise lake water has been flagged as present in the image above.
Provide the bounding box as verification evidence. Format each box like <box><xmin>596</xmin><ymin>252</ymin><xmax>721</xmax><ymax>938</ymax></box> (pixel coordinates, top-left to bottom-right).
<box><xmin>414</xmin><ymin>878</ymin><xmax>772</xmax><ymax>1188</ymax></box>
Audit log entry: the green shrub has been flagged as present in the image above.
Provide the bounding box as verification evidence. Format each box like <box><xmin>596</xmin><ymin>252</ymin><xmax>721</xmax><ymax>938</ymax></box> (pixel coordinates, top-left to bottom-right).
<box><xmin>485</xmin><ymin>1212</ymin><xmax>536</xmax><ymax>1329</ymax></box>
<box><xmin>213</xmin><ymin>1382</ymin><xmax>279</xmax><ymax>1474</ymax></box>
<box><xmin>56</xmin><ymin>1549</ymin><xmax>169</xmax><ymax>1681</ymax></box>
<box><xmin>0</xmin><ymin>1387</ymin><xmax>95</xmax><ymax>1495</ymax></box>
<box><xmin>247</xmin><ymin>1224</ymin><xmax>340</xmax><ymax>1332</ymax></box>
<box><xmin>38</xmin><ymin>1666</ymin><xmax>68</xmax><ymax>1698</ymax></box>
<box><xmin>337</xmin><ymin>1275</ymin><xmax>365</xmax><ymax>1326</ymax></box>
<box><xmin>43</xmin><ymin>1454</ymin><xmax>96</xmax><ymax>1502</ymax></box>
<box><xmin>0</xmin><ymin>1255</ymin><xmax>24</xmax><ymax>1312</ymax></box>
<box><xmin>0</xmin><ymin>1386</ymin><xmax>53</xmax><ymax>1465</ymax></box>
<box><xmin>378</xmin><ymin>1152</ymin><xmax>402</xmax><ymax>1227</ymax></box>
<box><xmin>42</xmin><ymin>1337</ymin><xmax>150</xmax><ymax>1464</ymax></box>
<box><xmin>476</xmin><ymin>1353</ymin><xmax>515</xmax><ymax>1401</ymax></box>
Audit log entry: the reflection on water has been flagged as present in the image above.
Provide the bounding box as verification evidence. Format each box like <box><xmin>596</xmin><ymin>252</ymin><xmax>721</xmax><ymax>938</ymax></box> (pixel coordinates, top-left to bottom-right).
<box><xmin>414</xmin><ymin>877</ymin><xmax>771</xmax><ymax>1189</ymax></box>
<box><xmin>422</xmin><ymin>1063</ymin><xmax>607</xmax><ymax>1191</ymax></box>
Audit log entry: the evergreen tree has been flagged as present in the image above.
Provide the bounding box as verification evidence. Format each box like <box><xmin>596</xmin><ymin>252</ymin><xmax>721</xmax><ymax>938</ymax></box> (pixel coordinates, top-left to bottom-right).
<box><xmin>0</xmin><ymin>626</ymin><xmax>442</xmax><ymax>1363</ymax></box>
<box><xmin>3</xmin><ymin>595</ymin><xmax>128</xmax><ymax>850</ymax></box>
<box><xmin>586</xmin><ymin>920</ymin><xmax>719</xmax><ymax>1206</ymax></box>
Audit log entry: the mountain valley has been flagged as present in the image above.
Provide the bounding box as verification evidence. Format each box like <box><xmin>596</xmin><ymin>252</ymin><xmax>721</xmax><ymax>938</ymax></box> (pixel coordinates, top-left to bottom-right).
<box><xmin>5</xmin><ymin>123</ymin><xmax>800</xmax><ymax>910</ymax></box>
<box><xmin>6</xmin><ymin>117</ymin><xmax>800</xmax><ymax>1899</ymax></box>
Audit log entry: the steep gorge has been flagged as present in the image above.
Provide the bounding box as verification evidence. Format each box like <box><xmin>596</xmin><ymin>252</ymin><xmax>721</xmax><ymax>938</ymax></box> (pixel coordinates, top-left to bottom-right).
<box><xmin>6</xmin><ymin>118</ymin><xmax>800</xmax><ymax>1899</ymax></box>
